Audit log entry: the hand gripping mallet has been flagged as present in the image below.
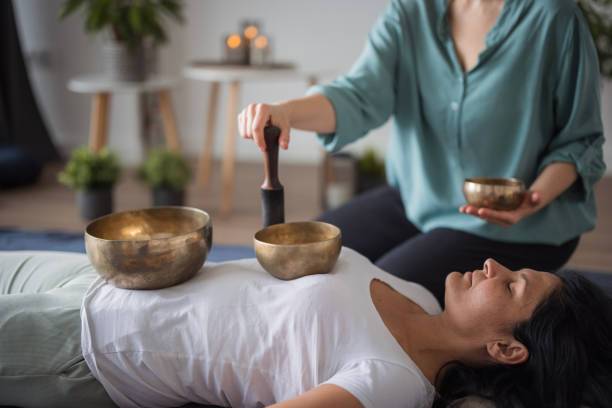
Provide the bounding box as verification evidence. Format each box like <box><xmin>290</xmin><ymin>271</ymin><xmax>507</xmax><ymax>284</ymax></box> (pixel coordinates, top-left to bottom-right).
<box><xmin>261</xmin><ymin>125</ymin><xmax>285</xmax><ymax>227</ymax></box>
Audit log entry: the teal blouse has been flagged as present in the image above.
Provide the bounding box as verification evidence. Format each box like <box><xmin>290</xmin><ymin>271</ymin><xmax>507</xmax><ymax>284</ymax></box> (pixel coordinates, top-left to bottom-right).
<box><xmin>307</xmin><ymin>0</ymin><xmax>606</xmax><ymax>245</ymax></box>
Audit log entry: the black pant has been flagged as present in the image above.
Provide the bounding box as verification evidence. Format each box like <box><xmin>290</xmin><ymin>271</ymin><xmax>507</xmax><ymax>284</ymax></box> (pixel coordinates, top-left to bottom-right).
<box><xmin>317</xmin><ymin>186</ymin><xmax>579</xmax><ymax>305</ymax></box>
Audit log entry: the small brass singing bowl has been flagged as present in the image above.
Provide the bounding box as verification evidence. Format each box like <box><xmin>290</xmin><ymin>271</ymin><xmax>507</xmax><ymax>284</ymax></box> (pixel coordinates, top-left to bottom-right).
<box><xmin>254</xmin><ymin>221</ymin><xmax>342</xmax><ymax>280</ymax></box>
<box><xmin>463</xmin><ymin>178</ymin><xmax>527</xmax><ymax>211</ymax></box>
<box><xmin>85</xmin><ymin>206</ymin><xmax>212</xmax><ymax>290</ymax></box>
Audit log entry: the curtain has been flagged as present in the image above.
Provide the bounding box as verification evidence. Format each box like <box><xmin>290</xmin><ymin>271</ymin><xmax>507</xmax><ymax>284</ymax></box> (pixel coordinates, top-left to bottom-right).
<box><xmin>0</xmin><ymin>0</ymin><xmax>59</xmax><ymax>162</ymax></box>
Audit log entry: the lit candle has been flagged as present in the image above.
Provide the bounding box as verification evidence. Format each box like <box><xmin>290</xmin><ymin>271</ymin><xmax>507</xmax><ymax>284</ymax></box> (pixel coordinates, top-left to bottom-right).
<box><xmin>224</xmin><ymin>33</ymin><xmax>247</xmax><ymax>65</ymax></box>
<box><xmin>243</xmin><ymin>24</ymin><xmax>259</xmax><ymax>41</ymax></box>
<box><xmin>250</xmin><ymin>35</ymin><xmax>270</xmax><ymax>66</ymax></box>
<box><xmin>241</xmin><ymin>22</ymin><xmax>260</xmax><ymax>65</ymax></box>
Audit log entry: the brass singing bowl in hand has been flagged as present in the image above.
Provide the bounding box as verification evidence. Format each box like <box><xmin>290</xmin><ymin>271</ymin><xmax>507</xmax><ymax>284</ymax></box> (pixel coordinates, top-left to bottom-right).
<box><xmin>463</xmin><ymin>178</ymin><xmax>527</xmax><ymax>211</ymax></box>
<box><xmin>254</xmin><ymin>221</ymin><xmax>342</xmax><ymax>280</ymax></box>
<box><xmin>85</xmin><ymin>206</ymin><xmax>212</xmax><ymax>290</ymax></box>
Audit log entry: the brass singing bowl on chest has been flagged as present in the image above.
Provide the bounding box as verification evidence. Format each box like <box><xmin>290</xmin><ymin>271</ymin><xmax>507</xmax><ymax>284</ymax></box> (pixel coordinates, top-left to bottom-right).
<box><xmin>85</xmin><ymin>206</ymin><xmax>212</xmax><ymax>290</ymax></box>
<box><xmin>463</xmin><ymin>178</ymin><xmax>526</xmax><ymax>211</ymax></box>
<box><xmin>254</xmin><ymin>221</ymin><xmax>342</xmax><ymax>280</ymax></box>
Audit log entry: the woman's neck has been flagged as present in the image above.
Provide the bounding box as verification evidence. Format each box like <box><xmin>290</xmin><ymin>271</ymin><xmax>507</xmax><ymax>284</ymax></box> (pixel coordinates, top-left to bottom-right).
<box><xmin>448</xmin><ymin>0</ymin><xmax>506</xmax><ymax>23</ymax></box>
<box><xmin>370</xmin><ymin>280</ymin><xmax>487</xmax><ymax>386</ymax></box>
<box><xmin>399</xmin><ymin>313</ymin><xmax>483</xmax><ymax>386</ymax></box>
<box><xmin>447</xmin><ymin>0</ymin><xmax>506</xmax><ymax>72</ymax></box>
<box><xmin>451</xmin><ymin>0</ymin><xmax>506</xmax><ymax>9</ymax></box>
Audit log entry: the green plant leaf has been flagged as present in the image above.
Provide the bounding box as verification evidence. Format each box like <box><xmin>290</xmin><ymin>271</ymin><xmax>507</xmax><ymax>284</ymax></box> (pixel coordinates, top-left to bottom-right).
<box><xmin>129</xmin><ymin>4</ymin><xmax>143</xmax><ymax>35</ymax></box>
<box><xmin>159</xmin><ymin>0</ymin><xmax>184</xmax><ymax>23</ymax></box>
<box><xmin>58</xmin><ymin>146</ymin><xmax>121</xmax><ymax>190</ymax></box>
<box><xmin>60</xmin><ymin>0</ymin><xmax>184</xmax><ymax>45</ymax></box>
<box><xmin>85</xmin><ymin>0</ymin><xmax>114</xmax><ymax>32</ymax></box>
<box><xmin>358</xmin><ymin>148</ymin><xmax>385</xmax><ymax>179</ymax></box>
<box><xmin>149</xmin><ymin>19</ymin><xmax>167</xmax><ymax>43</ymax></box>
<box><xmin>59</xmin><ymin>0</ymin><xmax>86</xmax><ymax>19</ymax></box>
<box><xmin>138</xmin><ymin>147</ymin><xmax>191</xmax><ymax>190</ymax></box>
<box><xmin>577</xmin><ymin>0</ymin><xmax>612</xmax><ymax>78</ymax></box>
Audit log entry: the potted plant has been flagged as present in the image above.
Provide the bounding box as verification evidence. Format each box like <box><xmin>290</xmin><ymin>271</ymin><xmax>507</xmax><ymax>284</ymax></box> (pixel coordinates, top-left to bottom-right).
<box><xmin>59</xmin><ymin>0</ymin><xmax>184</xmax><ymax>81</ymax></box>
<box><xmin>357</xmin><ymin>147</ymin><xmax>386</xmax><ymax>194</ymax></box>
<box><xmin>578</xmin><ymin>0</ymin><xmax>612</xmax><ymax>78</ymax></box>
<box><xmin>58</xmin><ymin>146</ymin><xmax>121</xmax><ymax>220</ymax></box>
<box><xmin>138</xmin><ymin>147</ymin><xmax>191</xmax><ymax>206</ymax></box>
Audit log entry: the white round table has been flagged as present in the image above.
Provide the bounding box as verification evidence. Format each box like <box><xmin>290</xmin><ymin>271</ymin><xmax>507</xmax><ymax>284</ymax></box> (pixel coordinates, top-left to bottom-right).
<box><xmin>67</xmin><ymin>75</ymin><xmax>181</xmax><ymax>153</ymax></box>
<box><xmin>183</xmin><ymin>61</ymin><xmax>324</xmax><ymax>216</ymax></box>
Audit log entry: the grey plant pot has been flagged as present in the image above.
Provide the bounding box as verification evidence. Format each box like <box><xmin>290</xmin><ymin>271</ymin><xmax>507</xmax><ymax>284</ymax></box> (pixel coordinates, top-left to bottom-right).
<box><xmin>77</xmin><ymin>188</ymin><xmax>113</xmax><ymax>220</ymax></box>
<box><xmin>152</xmin><ymin>187</ymin><xmax>185</xmax><ymax>207</ymax></box>
<box><xmin>103</xmin><ymin>41</ymin><xmax>146</xmax><ymax>82</ymax></box>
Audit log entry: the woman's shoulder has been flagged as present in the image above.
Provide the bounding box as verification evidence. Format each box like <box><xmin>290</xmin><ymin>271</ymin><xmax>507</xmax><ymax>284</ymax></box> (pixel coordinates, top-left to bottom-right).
<box><xmin>529</xmin><ymin>0</ymin><xmax>582</xmax><ymax>21</ymax></box>
<box><xmin>526</xmin><ymin>0</ymin><xmax>593</xmax><ymax>53</ymax></box>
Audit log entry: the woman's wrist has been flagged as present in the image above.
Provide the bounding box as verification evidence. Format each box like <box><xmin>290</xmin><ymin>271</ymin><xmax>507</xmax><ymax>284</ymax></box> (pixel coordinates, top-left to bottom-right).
<box><xmin>273</xmin><ymin>101</ymin><xmax>295</xmax><ymax>128</ymax></box>
<box><xmin>274</xmin><ymin>94</ymin><xmax>336</xmax><ymax>133</ymax></box>
<box><xmin>529</xmin><ymin>162</ymin><xmax>578</xmax><ymax>208</ymax></box>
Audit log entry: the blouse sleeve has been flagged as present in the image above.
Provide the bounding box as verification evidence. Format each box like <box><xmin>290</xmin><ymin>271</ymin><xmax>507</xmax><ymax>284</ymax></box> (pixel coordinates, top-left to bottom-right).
<box><xmin>537</xmin><ymin>10</ymin><xmax>606</xmax><ymax>200</ymax></box>
<box><xmin>322</xmin><ymin>359</ymin><xmax>433</xmax><ymax>408</ymax></box>
<box><xmin>305</xmin><ymin>0</ymin><xmax>405</xmax><ymax>152</ymax></box>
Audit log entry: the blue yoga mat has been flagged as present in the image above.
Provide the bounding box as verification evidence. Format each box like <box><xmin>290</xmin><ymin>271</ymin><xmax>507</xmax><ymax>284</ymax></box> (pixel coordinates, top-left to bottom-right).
<box><xmin>0</xmin><ymin>228</ymin><xmax>254</xmax><ymax>262</ymax></box>
<box><xmin>1</xmin><ymin>228</ymin><xmax>610</xmax><ymax>296</ymax></box>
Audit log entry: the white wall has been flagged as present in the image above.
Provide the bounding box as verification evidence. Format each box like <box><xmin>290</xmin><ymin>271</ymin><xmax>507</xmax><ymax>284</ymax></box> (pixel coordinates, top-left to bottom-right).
<box><xmin>600</xmin><ymin>80</ymin><xmax>612</xmax><ymax>174</ymax></box>
<box><xmin>13</xmin><ymin>0</ymin><xmax>143</xmax><ymax>161</ymax></box>
<box><xmin>12</xmin><ymin>0</ymin><xmax>612</xmax><ymax>173</ymax></box>
<box><xmin>13</xmin><ymin>0</ymin><xmax>391</xmax><ymax>165</ymax></box>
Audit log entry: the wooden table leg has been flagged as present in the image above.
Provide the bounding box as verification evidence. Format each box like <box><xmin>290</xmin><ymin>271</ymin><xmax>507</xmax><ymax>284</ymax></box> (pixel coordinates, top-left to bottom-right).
<box><xmin>197</xmin><ymin>82</ymin><xmax>220</xmax><ymax>187</ymax></box>
<box><xmin>158</xmin><ymin>89</ymin><xmax>181</xmax><ymax>151</ymax></box>
<box><xmin>89</xmin><ymin>92</ymin><xmax>110</xmax><ymax>152</ymax></box>
<box><xmin>220</xmin><ymin>81</ymin><xmax>240</xmax><ymax>216</ymax></box>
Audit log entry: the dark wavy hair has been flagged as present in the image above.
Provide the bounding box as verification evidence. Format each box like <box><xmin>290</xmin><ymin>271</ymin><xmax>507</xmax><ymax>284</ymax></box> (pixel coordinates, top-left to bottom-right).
<box><xmin>433</xmin><ymin>272</ymin><xmax>612</xmax><ymax>408</ymax></box>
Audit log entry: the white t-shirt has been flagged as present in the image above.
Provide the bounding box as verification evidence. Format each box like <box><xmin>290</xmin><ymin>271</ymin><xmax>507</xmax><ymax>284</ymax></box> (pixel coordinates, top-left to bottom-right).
<box><xmin>81</xmin><ymin>247</ymin><xmax>441</xmax><ymax>408</ymax></box>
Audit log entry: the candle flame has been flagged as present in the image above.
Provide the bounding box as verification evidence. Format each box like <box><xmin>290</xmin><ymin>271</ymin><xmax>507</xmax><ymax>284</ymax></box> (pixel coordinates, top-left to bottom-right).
<box><xmin>244</xmin><ymin>25</ymin><xmax>259</xmax><ymax>39</ymax></box>
<box><xmin>226</xmin><ymin>34</ymin><xmax>242</xmax><ymax>49</ymax></box>
<box><xmin>254</xmin><ymin>35</ymin><xmax>268</xmax><ymax>49</ymax></box>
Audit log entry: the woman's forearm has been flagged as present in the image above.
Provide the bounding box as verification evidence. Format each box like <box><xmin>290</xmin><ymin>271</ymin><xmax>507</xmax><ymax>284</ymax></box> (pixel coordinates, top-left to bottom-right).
<box><xmin>239</xmin><ymin>93</ymin><xmax>336</xmax><ymax>151</ymax></box>
<box><xmin>530</xmin><ymin>162</ymin><xmax>578</xmax><ymax>208</ymax></box>
<box><xmin>276</xmin><ymin>93</ymin><xmax>337</xmax><ymax>134</ymax></box>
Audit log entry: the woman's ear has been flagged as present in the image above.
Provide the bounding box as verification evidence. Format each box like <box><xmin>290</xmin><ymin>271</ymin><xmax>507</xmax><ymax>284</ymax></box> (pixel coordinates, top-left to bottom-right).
<box><xmin>486</xmin><ymin>339</ymin><xmax>529</xmax><ymax>365</ymax></box>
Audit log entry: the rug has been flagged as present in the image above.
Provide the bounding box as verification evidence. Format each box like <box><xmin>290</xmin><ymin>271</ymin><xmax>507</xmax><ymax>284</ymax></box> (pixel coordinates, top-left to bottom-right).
<box><xmin>0</xmin><ymin>228</ymin><xmax>254</xmax><ymax>262</ymax></box>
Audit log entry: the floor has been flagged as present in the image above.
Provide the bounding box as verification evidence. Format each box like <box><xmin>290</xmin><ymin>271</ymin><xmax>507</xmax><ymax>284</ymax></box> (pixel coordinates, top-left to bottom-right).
<box><xmin>0</xmin><ymin>160</ymin><xmax>321</xmax><ymax>247</ymax></box>
<box><xmin>1</xmin><ymin>161</ymin><xmax>611</xmax><ymax>272</ymax></box>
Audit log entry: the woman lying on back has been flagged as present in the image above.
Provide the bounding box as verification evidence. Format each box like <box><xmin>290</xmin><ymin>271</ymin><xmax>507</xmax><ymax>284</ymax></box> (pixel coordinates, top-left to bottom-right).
<box><xmin>0</xmin><ymin>248</ymin><xmax>610</xmax><ymax>407</ymax></box>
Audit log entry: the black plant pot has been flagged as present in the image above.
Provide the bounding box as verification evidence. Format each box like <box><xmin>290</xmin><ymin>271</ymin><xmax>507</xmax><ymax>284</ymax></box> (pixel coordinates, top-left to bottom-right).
<box><xmin>152</xmin><ymin>187</ymin><xmax>185</xmax><ymax>206</ymax></box>
<box><xmin>77</xmin><ymin>188</ymin><xmax>113</xmax><ymax>220</ymax></box>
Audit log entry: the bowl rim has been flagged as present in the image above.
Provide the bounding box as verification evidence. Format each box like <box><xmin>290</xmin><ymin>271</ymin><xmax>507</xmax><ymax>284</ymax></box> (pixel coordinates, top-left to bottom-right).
<box><xmin>463</xmin><ymin>177</ymin><xmax>525</xmax><ymax>188</ymax></box>
<box><xmin>253</xmin><ymin>221</ymin><xmax>341</xmax><ymax>248</ymax></box>
<box><xmin>85</xmin><ymin>206</ymin><xmax>211</xmax><ymax>243</ymax></box>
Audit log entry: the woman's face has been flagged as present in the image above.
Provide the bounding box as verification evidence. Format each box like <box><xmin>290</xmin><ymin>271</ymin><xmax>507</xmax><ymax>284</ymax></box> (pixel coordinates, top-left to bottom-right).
<box><xmin>444</xmin><ymin>258</ymin><xmax>561</xmax><ymax>335</ymax></box>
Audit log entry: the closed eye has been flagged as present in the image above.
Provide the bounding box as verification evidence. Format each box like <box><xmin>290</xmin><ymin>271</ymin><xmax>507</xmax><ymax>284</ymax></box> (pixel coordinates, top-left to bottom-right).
<box><xmin>507</xmin><ymin>282</ymin><xmax>512</xmax><ymax>294</ymax></box>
